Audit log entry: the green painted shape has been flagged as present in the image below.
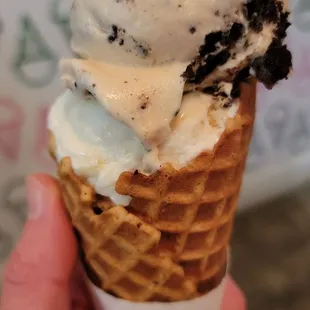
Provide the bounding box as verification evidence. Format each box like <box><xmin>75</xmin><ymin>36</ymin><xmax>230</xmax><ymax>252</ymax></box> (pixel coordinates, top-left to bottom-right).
<box><xmin>13</xmin><ymin>15</ymin><xmax>58</xmax><ymax>88</ymax></box>
<box><xmin>50</xmin><ymin>0</ymin><xmax>71</xmax><ymax>44</ymax></box>
<box><xmin>293</xmin><ymin>0</ymin><xmax>310</xmax><ymax>33</ymax></box>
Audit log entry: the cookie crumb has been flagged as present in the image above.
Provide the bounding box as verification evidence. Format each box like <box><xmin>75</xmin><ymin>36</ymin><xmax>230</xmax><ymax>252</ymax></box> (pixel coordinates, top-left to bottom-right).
<box><xmin>251</xmin><ymin>43</ymin><xmax>292</xmax><ymax>88</ymax></box>
<box><xmin>189</xmin><ymin>26</ymin><xmax>196</xmax><ymax>34</ymax></box>
<box><xmin>108</xmin><ymin>25</ymin><xmax>118</xmax><ymax>43</ymax></box>
<box><xmin>84</xmin><ymin>89</ymin><xmax>94</xmax><ymax>97</ymax></box>
<box><xmin>139</xmin><ymin>94</ymin><xmax>150</xmax><ymax>110</ymax></box>
<box><xmin>138</xmin><ymin>44</ymin><xmax>150</xmax><ymax>56</ymax></box>
<box><xmin>92</xmin><ymin>205</ymin><xmax>103</xmax><ymax>215</ymax></box>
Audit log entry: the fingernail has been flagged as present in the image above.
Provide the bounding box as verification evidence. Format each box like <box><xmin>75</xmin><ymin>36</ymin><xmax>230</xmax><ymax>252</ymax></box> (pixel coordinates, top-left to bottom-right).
<box><xmin>26</xmin><ymin>176</ymin><xmax>48</xmax><ymax>220</ymax></box>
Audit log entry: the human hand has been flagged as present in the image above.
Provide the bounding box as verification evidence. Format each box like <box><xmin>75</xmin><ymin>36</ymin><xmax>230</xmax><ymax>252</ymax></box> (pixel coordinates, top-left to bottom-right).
<box><xmin>222</xmin><ymin>277</ymin><xmax>246</xmax><ymax>310</ymax></box>
<box><xmin>0</xmin><ymin>174</ymin><xmax>93</xmax><ymax>310</ymax></box>
<box><xmin>0</xmin><ymin>174</ymin><xmax>246</xmax><ymax>310</ymax></box>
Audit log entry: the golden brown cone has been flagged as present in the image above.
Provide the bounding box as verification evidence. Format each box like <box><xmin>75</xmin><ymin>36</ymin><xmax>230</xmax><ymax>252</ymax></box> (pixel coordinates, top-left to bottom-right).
<box><xmin>49</xmin><ymin>81</ymin><xmax>256</xmax><ymax>302</ymax></box>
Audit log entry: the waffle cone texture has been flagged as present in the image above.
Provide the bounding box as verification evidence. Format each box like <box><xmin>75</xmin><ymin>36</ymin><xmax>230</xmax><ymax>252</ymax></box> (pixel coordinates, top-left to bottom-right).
<box><xmin>49</xmin><ymin>81</ymin><xmax>256</xmax><ymax>302</ymax></box>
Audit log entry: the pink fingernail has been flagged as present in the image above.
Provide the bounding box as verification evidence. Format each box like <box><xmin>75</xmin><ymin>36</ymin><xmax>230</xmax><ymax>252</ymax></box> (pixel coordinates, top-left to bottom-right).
<box><xmin>26</xmin><ymin>175</ymin><xmax>47</xmax><ymax>220</ymax></box>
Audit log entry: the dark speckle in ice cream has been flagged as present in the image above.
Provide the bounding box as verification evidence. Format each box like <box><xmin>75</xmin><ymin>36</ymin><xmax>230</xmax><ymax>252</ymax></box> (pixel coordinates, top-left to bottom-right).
<box><xmin>231</xmin><ymin>66</ymin><xmax>251</xmax><ymax>98</ymax></box>
<box><xmin>214</xmin><ymin>10</ymin><xmax>220</xmax><ymax>16</ymax></box>
<box><xmin>74</xmin><ymin>82</ymin><xmax>77</xmax><ymax>88</ymax></box>
<box><xmin>92</xmin><ymin>83</ymin><xmax>96</xmax><ymax>88</ymax></box>
<box><xmin>197</xmin><ymin>23</ymin><xmax>243</xmax><ymax>58</ymax></box>
<box><xmin>108</xmin><ymin>25</ymin><xmax>118</xmax><ymax>43</ymax></box>
<box><xmin>223</xmin><ymin>101</ymin><xmax>234</xmax><ymax>108</ymax></box>
<box><xmin>92</xmin><ymin>205</ymin><xmax>103</xmax><ymax>215</ymax></box>
<box><xmin>83</xmin><ymin>89</ymin><xmax>94</xmax><ymax>98</ymax></box>
<box><xmin>203</xmin><ymin>84</ymin><xmax>234</xmax><ymax>108</ymax></box>
<box><xmin>187</xmin><ymin>49</ymin><xmax>231</xmax><ymax>84</ymax></box>
<box><xmin>244</xmin><ymin>0</ymin><xmax>278</xmax><ymax>32</ymax></box>
<box><xmin>231</xmin><ymin>84</ymin><xmax>241</xmax><ymax>99</ymax></box>
<box><xmin>199</xmin><ymin>31</ymin><xmax>223</xmax><ymax>56</ymax></box>
<box><xmin>183</xmin><ymin>66</ymin><xmax>195</xmax><ymax>81</ymax></box>
<box><xmin>203</xmin><ymin>85</ymin><xmax>219</xmax><ymax>95</ymax></box>
<box><xmin>218</xmin><ymin>92</ymin><xmax>228</xmax><ymax>98</ymax></box>
<box><xmin>140</xmin><ymin>103</ymin><xmax>147</xmax><ymax>110</ymax></box>
<box><xmin>131</xmin><ymin>37</ymin><xmax>151</xmax><ymax>57</ymax></box>
<box><xmin>249</xmin><ymin>17</ymin><xmax>264</xmax><ymax>33</ymax></box>
<box><xmin>189</xmin><ymin>26</ymin><xmax>196</xmax><ymax>34</ymax></box>
<box><xmin>108</xmin><ymin>25</ymin><xmax>128</xmax><ymax>46</ymax></box>
<box><xmin>138</xmin><ymin>44</ymin><xmax>150</xmax><ymax>56</ymax></box>
<box><xmin>221</xmin><ymin>23</ymin><xmax>244</xmax><ymax>46</ymax></box>
<box><xmin>139</xmin><ymin>94</ymin><xmax>150</xmax><ymax>110</ymax></box>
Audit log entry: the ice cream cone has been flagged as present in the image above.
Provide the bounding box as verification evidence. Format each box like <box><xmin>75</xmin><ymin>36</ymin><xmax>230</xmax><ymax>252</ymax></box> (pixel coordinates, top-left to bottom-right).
<box><xmin>49</xmin><ymin>80</ymin><xmax>256</xmax><ymax>302</ymax></box>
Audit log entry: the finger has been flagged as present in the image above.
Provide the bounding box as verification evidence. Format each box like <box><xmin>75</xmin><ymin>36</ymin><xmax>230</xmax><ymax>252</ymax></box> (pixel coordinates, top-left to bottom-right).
<box><xmin>71</xmin><ymin>265</ymin><xmax>95</xmax><ymax>310</ymax></box>
<box><xmin>1</xmin><ymin>174</ymin><xmax>78</xmax><ymax>310</ymax></box>
<box><xmin>221</xmin><ymin>276</ymin><xmax>246</xmax><ymax>310</ymax></box>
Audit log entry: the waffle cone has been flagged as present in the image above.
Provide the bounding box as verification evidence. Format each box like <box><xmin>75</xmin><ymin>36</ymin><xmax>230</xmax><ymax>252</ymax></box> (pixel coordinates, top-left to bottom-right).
<box><xmin>49</xmin><ymin>81</ymin><xmax>256</xmax><ymax>302</ymax></box>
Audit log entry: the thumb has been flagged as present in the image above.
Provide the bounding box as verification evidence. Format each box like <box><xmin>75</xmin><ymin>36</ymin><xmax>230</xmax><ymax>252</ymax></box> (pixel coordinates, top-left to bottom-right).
<box><xmin>221</xmin><ymin>277</ymin><xmax>246</xmax><ymax>310</ymax></box>
<box><xmin>0</xmin><ymin>174</ymin><xmax>78</xmax><ymax>310</ymax></box>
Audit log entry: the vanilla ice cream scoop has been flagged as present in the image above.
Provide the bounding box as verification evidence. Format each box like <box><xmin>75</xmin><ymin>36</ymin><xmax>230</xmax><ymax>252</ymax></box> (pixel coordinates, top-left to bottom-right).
<box><xmin>71</xmin><ymin>0</ymin><xmax>292</xmax><ymax>89</ymax></box>
<box><xmin>60</xmin><ymin>58</ymin><xmax>186</xmax><ymax>149</ymax></box>
<box><xmin>49</xmin><ymin>90</ymin><xmax>146</xmax><ymax>205</ymax></box>
<box><xmin>71</xmin><ymin>0</ymin><xmax>245</xmax><ymax>65</ymax></box>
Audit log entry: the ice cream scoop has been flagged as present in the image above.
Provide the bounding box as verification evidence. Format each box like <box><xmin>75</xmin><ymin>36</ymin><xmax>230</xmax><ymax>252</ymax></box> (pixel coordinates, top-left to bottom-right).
<box><xmin>70</xmin><ymin>0</ymin><xmax>247</xmax><ymax>65</ymax></box>
<box><xmin>71</xmin><ymin>0</ymin><xmax>292</xmax><ymax>89</ymax></box>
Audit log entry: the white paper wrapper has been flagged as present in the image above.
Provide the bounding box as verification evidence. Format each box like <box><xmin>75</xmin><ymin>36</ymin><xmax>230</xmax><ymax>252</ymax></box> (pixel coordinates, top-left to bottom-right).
<box><xmin>90</xmin><ymin>276</ymin><xmax>227</xmax><ymax>310</ymax></box>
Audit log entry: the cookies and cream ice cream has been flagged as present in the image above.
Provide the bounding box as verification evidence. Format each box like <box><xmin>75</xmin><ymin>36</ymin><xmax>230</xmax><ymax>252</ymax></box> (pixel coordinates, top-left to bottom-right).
<box><xmin>49</xmin><ymin>0</ymin><xmax>292</xmax><ymax>205</ymax></box>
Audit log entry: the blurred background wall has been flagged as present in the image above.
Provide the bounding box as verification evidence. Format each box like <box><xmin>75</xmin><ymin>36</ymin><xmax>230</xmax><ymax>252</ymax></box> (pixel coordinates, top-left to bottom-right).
<box><xmin>0</xmin><ymin>0</ymin><xmax>309</xmax><ymax>309</ymax></box>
